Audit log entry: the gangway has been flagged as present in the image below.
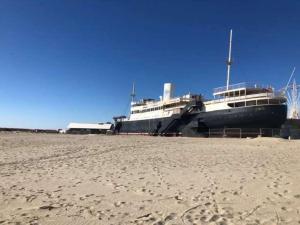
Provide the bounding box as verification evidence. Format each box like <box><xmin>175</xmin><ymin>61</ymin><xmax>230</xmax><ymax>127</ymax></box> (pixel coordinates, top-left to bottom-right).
<box><xmin>157</xmin><ymin>99</ymin><xmax>203</xmax><ymax>136</ymax></box>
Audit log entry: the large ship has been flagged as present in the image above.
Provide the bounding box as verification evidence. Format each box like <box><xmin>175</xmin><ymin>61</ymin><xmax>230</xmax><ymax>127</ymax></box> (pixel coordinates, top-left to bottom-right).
<box><xmin>114</xmin><ymin>30</ymin><xmax>287</xmax><ymax>136</ymax></box>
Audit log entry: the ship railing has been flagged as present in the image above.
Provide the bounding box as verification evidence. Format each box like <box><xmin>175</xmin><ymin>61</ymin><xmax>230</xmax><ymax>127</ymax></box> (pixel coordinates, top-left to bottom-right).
<box><xmin>179</xmin><ymin>97</ymin><xmax>194</xmax><ymax>102</ymax></box>
<box><xmin>206</xmin><ymin>128</ymin><xmax>300</xmax><ymax>139</ymax></box>
<box><xmin>274</xmin><ymin>90</ymin><xmax>286</xmax><ymax>97</ymax></box>
<box><xmin>132</xmin><ymin>96</ymin><xmax>193</xmax><ymax>106</ymax></box>
<box><xmin>162</xmin><ymin>97</ymin><xmax>194</xmax><ymax>106</ymax></box>
<box><xmin>207</xmin><ymin>92</ymin><xmax>285</xmax><ymax>104</ymax></box>
<box><xmin>213</xmin><ymin>82</ymin><xmax>268</xmax><ymax>94</ymax></box>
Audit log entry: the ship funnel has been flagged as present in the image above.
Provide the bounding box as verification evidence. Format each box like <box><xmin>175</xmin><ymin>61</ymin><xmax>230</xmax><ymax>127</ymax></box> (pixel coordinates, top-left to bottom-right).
<box><xmin>163</xmin><ymin>83</ymin><xmax>174</xmax><ymax>101</ymax></box>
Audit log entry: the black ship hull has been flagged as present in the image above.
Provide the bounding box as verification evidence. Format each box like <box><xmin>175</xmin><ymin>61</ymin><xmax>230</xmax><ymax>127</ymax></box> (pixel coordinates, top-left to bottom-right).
<box><xmin>115</xmin><ymin>115</ymin><xmax>188</xmax><ymax>135</ymax></box>
<box><xmin>114</xmin><ymin>104</ymin><xmax>287</xmax><ymax>135</ymax></box>
<box><xmin>197</xmin><ymin>104</ymin><xmax>287</xmax><ymax>129</ymax></box>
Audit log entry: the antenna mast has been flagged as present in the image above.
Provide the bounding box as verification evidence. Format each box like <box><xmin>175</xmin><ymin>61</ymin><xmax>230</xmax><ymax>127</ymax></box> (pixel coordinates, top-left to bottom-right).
<box><xmin>287</xmin><ymin>79</ymin><xmax>300</xmax><ymax>119</ymax></box>
<box><xmin>285</xmin><ymin>67</ymin><xmax>296</xmax><ymax>93</ymax></box>
<box><xmin>284</xmin><ymin>68</ymin><xmax>300</xmax><ymax>119</ymax></box>
<box><xmin>226</xmin><ymin>29</ymin><xmax>233</xmax><ymax>90</ymax></box>
<box><xmin>131</xmin><ymin>82</ymin><xmax>136</xmax><ymax>102</ymax></box>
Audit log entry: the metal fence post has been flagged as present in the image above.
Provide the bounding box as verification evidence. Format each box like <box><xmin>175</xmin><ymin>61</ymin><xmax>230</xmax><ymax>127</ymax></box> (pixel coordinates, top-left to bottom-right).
<box><xmin>259</xmin><ymin>128</ymin><xmax>261</xmax><ymax>137</ymax></box>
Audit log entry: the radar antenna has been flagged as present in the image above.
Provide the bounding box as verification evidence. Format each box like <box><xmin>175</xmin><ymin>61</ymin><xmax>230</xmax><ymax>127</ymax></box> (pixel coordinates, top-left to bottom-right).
<box><xmin>226</xmin><ymin>29</ymin><xmax>233</xmax><ymax>90</ymax></box>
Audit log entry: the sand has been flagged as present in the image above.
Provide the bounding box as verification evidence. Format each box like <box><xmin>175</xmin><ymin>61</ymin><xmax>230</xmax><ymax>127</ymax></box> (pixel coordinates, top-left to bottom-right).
<box><xmin>0</xmin><ymin>133</ymin><xmax>300</xmax><ymax>225</ymax></box>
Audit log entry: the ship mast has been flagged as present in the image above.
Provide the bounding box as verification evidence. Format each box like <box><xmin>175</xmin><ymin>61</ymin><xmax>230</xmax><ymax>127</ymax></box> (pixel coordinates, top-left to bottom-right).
<box><xmin>226</xmin><ymin>29</ymin><xmax>233</xmax><ymax>90</ymax></box>
<box><xmin>131</xmin><ymin>82</ymin><xmax>136</xmax><ymax>103</ymax></box>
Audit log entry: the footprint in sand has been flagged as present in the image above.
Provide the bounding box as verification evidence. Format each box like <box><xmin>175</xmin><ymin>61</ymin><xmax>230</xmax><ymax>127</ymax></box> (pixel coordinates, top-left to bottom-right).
<box><xmin>164</xmin><ymin>213</ymin><xmax>177</xmax><ymax>222</ymax></box>
<box><xmin>114</xmin><ymin>201</ymin><xmax>126</xmax><ymax>207</ymax></box>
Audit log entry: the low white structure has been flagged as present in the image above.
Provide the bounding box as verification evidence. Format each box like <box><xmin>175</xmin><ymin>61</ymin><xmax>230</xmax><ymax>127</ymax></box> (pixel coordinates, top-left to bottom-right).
<box><xmin>67</xmin><ymin>122</ymin><xmax>113</xmax><ymax>134</ymax></box>
<box><xmin>58</xmin><ymin>129</ymin><xmax>66</xmax><ymax>134</ymax></box>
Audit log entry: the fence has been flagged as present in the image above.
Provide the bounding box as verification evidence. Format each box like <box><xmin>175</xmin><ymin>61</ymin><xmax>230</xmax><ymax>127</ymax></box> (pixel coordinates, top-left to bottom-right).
<box><xmin>115</xmin><ymin>127</ymin><xmax>300</xmax><ymax>139</ymax></box>
<box><xmin>207</xmin><ymin>128</ymin><xmax>283</xmax><ymax>138</ymax></box>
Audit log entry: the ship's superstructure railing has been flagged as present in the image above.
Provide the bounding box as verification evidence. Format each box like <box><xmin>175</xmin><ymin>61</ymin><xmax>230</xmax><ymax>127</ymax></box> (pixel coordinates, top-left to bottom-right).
<box><xmin>130</xmin><ymin>97</ymin><xmax>194</xmax><ymax>115</ymax></box>
<box><xmin>131</xmin><ymin>95</ymin><xmax>195</xmax><ymax>109</ymax></box>
<box><xmin>213</xmin><ymin>82</ymin><xmax>268</xmax><ymax>95</ymax></box>
<box><xmin>206</xmin><ymin>91</ymin><xmax>285</xmax><ymax>105</ymax></box>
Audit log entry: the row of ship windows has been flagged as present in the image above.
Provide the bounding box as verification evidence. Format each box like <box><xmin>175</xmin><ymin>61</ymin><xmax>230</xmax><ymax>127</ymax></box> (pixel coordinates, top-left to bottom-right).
<box><xmin>227</xmin><ymin>99</ymin><xmax>284</xmax><ymax>108</ymax></box>
<box><xmin>131</xmin><ymin>102</ymin><xmax>184</xmax><ymax>114</ymax></box>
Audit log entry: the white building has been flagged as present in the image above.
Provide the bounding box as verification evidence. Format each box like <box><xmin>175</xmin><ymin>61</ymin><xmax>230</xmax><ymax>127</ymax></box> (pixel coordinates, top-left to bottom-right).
<box><xmin>67</xmin><ymin>122</ymin><xmax>113</xmax><ymax>134</ymax></box>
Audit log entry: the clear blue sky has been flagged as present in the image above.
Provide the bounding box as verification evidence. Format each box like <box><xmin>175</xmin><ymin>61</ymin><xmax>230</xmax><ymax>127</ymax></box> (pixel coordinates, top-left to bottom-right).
<box><xmin>0</xmin><ymin>0</ymin><xmax>300</xmax><ymax>129</ymax></box>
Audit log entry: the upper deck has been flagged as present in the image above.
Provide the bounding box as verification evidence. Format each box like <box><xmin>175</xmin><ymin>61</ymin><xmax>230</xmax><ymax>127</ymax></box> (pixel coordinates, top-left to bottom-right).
<box><xmin>131</xmin><ymin>94</ymin><xmax>198</xmax><ymax>109</ymax></box>
<box><xmin>213</xmin><ymin>82</ymin><xmax>274</xmax><ymax>97</ymax></box>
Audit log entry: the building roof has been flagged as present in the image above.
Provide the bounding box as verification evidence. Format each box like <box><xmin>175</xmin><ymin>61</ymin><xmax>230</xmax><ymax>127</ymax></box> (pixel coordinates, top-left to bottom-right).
<box><xmin>67</xmin><ymin>122</ymin><xmax>112</xmax><ymax>130</ymax></box>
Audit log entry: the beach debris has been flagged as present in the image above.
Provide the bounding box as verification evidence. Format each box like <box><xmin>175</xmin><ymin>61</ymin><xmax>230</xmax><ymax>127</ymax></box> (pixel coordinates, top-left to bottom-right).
<box><xmin>39</xmin><ymin>205</ymin><xmax>58</xmax><ymax>210</ymax></box>
<box><xmin>137</xmin><ymin>213</ymin><xmax>152</xmax><ymax>219</ymax></box>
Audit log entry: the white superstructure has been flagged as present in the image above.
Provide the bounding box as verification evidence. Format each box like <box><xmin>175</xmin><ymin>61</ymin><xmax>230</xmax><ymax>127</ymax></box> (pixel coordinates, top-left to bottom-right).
<box><xmin>204</xmin><ymin>83</ymin><xmax>286</xmax><ymax>112</ymax></box>
<box><xmin>118</xmin><ymin>83</ymin><xmax>198</xmax><ymax>121</ymax></box>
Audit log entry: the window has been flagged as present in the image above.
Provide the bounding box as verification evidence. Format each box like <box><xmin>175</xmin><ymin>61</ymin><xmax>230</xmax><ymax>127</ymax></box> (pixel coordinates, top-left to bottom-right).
<box><xmin>280</xmin><ymin>99</ymin><xmax>286</xmax><ymax>104</ymax></box>
<box><xmin>246</xmin><ymin>100</ymin><xmax>256</xmax><ymax>106</ymax></box>
<box><xmin>228</xmin><ymin>103</ymin><xmax>235</xmax><ymax>107</ymax></box>
<box><xmin>257</xmin><ymin>99</ymin><xmax>268</xmax><ymax>105</ymax></box>
<box><xmin>269</xmin><ymin>99</ymin><xmax>278</xmax><ymax>104</ymax></box>
<box><xmin>235</xmin><ymin>101</ymin><xmax>246</xmax><ymax>107</ymax></box>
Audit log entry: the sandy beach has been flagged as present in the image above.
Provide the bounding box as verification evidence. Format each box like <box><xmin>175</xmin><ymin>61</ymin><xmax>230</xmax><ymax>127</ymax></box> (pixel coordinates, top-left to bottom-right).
<box><xmin>0</xmin><ymin>133</ymin><xmax>300</xmax><ymax>225</ymax></box>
